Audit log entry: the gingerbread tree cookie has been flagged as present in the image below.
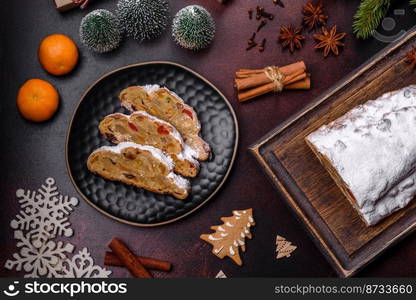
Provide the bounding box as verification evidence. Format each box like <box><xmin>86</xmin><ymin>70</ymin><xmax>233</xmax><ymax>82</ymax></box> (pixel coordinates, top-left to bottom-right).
<box><xmin>275</xmin><ymin>235</ymin><xmax>297</xmax><ymax>259</ymax></box>
<box><xmin>200</xmin><ymin>209</ymin><xmax>255</xmax><ymax>266</ymax></box>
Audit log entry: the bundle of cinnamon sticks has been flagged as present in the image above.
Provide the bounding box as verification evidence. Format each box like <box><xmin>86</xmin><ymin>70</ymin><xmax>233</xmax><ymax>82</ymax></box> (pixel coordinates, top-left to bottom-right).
<box><xmin>107</xmin><ymin>238</ymin><xmax>172</xmax><ymax>278</ymax></box>
<box><xmin>234</xmin><ymin>61</ymin><xmax>311</xmax><ymax>102</ymax></box>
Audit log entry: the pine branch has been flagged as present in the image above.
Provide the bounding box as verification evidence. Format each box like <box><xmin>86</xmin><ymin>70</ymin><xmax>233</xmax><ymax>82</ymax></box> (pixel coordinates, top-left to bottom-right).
<box><xmin>411</xmin><ymin>0</ymin><xmax>416</xmax><ymax>5</ymax></box>
<box><xmin>353</xmin><ymin>0</ymin><xmax>392</xmax><ymax>39</ymax></box>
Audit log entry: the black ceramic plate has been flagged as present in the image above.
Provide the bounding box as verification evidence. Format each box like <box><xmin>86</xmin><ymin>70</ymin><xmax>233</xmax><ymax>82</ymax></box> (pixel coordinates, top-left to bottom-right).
<box><xmin>66</xmin><ymin>62</ymin><xmax>238</xmax><ymax>226</ymax></box>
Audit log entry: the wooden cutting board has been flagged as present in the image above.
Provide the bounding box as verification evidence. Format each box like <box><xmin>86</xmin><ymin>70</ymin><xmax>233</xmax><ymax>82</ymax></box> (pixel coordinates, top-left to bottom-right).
<box><xmin>250</xmin><ymin>28</ymin><xmax>416</xmax><ymax>277</ymax></box>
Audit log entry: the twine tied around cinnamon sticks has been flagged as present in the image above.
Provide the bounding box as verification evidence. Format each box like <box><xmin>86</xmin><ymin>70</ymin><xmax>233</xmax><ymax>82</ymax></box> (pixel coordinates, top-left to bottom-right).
<box><xmin>264</xmin><ymin>66</ymin><xmax>285</xmax><ymax>92</ymax></box>
<box><xmin>234</xmin><ymin>61</ymin><xmax>311</xmax><ymax>102</ymax></box>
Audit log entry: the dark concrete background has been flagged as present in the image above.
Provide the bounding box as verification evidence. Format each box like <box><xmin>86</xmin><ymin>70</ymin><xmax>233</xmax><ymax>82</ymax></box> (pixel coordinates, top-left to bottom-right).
<box><xmin>1</xmin><ymin>0</ymin><xmax>415</xmax><ymax>277</ymax></box>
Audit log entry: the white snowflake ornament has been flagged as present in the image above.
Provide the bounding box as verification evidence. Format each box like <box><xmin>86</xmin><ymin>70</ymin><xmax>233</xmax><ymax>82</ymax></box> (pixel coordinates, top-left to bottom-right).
<box><xmin>5</xmin><ymin>231</ymin><xmax>74</xmax><ymax>278</ymax></box>
<box><xmin>5</xmin><ymin>178</ymin><xmax>111</xmax><ymax>278</ymax></box>
<box><xmin>11</xmin><ymin>177</ymin><xmax>78</xmax><ymax>248</ymax></box>
<box><xmin>60</xmin><ymin>248</ymin><xmax>111</xmax><ymax>278</ymax></box>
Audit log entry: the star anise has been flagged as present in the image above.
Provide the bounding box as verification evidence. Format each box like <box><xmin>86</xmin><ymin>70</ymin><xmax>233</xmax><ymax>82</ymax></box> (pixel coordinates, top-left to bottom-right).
<box><xmin>303</xmin><ymin>2</ymin><xmax>328</xmax><ymax>31</ymax></box>
<box><xmin>405</xmin><ymin>47</ymin><xmax>416</xmax><ymax>70</ymax></box>
<box><xmin>313</xmin><ymin>25</ymin><xmax>346</xmax><ymax>57</ymax></box>
<box><xmin>278</xmin><ymin>25</ymin><xmax>305</xmax><ymax>53</ymax></box>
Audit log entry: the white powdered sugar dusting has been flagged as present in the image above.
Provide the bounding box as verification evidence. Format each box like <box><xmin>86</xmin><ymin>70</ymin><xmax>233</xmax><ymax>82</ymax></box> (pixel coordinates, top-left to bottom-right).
<box><xmin>176</xmin><ymin>144</ymin><xmax>200</xmax><ymax>166</ymax></box>
<box><xmin>167</xmin><ymin>173</ymin><xmax>191</xmax><ymax>191</ymax></box>
<box><xmin>142</xmin><ymin>84</ymin><xmax>161</xmax><ymax>94</ymax></box>
<box><xmin>307</xmin><ymin>86</ymin><xmax>416</xmax><ymax>225</ymax></box>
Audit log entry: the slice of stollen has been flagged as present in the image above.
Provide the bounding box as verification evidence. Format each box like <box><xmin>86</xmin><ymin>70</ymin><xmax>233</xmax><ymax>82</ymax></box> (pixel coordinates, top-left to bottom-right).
<box><xmin>99</xmin><ymin>111</ymin><xmax>200</xmax><ymax>177</ymax></box>
<box><xmin>119</xmin><ymin>85</ymin><xmax>211</xmax><ymax>161</ymax></box>
<box><xmin>87</xmin><ymin>142</ymin><xmax>191</xmax><ymax>199</ymax></box>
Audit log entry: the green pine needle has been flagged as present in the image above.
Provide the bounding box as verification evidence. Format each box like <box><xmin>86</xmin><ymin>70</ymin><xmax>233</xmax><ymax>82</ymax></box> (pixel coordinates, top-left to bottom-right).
<box><xmin>411</xmin><ymin>0</ymin><xmax>416</xmax><ymax>5</ymax></box>
<box><xmin>353</xmin><ymin>0</ymin><xmax>392</xmax><ymax>39</ymax></box>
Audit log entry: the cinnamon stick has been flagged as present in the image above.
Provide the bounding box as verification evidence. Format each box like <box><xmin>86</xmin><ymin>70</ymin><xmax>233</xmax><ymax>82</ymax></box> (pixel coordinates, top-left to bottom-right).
<box><xmin>286</xmin><ymin>77</ymin><xmax>311</xmax><ymax>90</ymax></box>
<box><xmin>236</xmin><ymin>69</ymin><xmax>264</xmax><ymax>76</ymax></box>
<box><xmin>235</xmin><ymin>68</ymin><xmax>306</xmax><ymax>90</ymax></box>
<box><xmin>104</xmin><ymin>251</ymin><xmax>172</xmax><ymax>272</ymax></box>
<box><xmin>284</xmin><ymin>72</ymin><xmax>308</xmax><ymax>86</ymax></box>
<box><xmin>238</xmin><ymin>76</ymin><xmax>310</xmax><ymax>102</ymax></box>
<box><xmin>238</xmin><ymin>83</ymin><xmax>275</xmax><ymax>102</ymax></box>
<box><xmin>234</xmin><ymin>61</ymin><xmax>306</xmax><ymax>91</ymax></box>
<box><xmin>235</xmin><ymin>61</ymin><xmax>306</xmax><ymax>78</ymax></box>
<box><xmin>108</xmin><ymin>238</ymin><xmax>153</xmax><ymax>278</ymax></box>
<box><xmin>234</xmin><ymin>61</ymin><xmax>310</xmax><ymax>102</ymax></box>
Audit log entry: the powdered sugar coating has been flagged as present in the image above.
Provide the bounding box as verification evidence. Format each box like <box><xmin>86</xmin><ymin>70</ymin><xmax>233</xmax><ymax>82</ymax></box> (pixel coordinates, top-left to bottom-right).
<box><xmin>167</xmin><ymin>173</ymin><xmax>191</xmax><ymax>191</ymax></box>
<box><xmin>177</xmin><ymin>144</ymin><xmax>199</xmax><ymax>165</ymax></box>
<box><xmin>307</xmin><ymin>86</ymin><xmax>416</xmax><ymax>225</ymax></box>
<box><xmin>143</xmin><ymin>84</ymin><xmax>161</xmax><ymax>94</ymax></box>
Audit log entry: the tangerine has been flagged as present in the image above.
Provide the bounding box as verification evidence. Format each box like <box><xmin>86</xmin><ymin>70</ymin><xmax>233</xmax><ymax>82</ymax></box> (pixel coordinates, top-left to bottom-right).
<box><xmin>38</xmin><ymin>34</ymin><xmax>79</xmax><ymax>76</ymax></box>
<box><xmin>17</xmin><ymin>79</ymin><xmax>60</xmax><ymax>122</ymax></box>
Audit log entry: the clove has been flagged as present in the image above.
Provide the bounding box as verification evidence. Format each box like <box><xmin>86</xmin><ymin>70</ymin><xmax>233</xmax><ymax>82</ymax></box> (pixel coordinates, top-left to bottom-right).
<box><xmin>256</xmin><ymin>6</ymin><xmax>264</xmax><ymax>13</ymax></box>
<box><xmin>256</xmin><ymin>6</ymin><xmax>264</xmax><ymax>20</ymax></box>
<box><xmin>247</xmin><ymin>32</ymin><xmax>256</xmax><ymax>45</ymax></box>
<box><xmin>262</xmin><ymin>12</ymin><xmax>274</xmax><ymax>20</ymax></box>
<box><xmin>246</xmin><ymin>43</ymin><xmax>258</xmax><ymax>51</ymax></box>
<box><xmin>257</xmin><ymin>20</ymin><xmax>267</xmax><ymax>32</ymax></box>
